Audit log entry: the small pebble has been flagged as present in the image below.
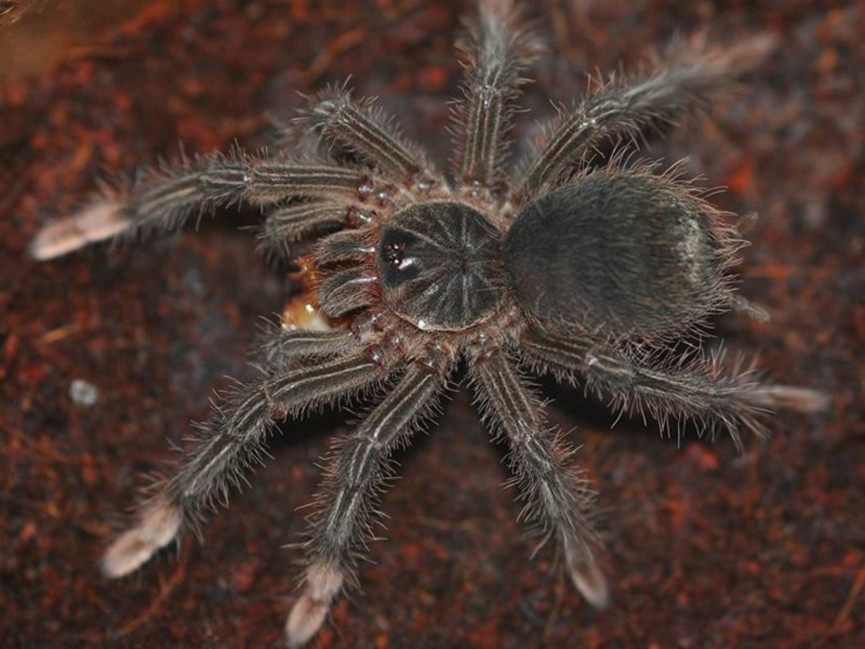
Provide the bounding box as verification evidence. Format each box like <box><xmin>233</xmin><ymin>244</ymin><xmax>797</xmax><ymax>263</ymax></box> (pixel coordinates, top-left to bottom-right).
<box><xmin>69</xmin><ymin>378</ymin><xmax>99</xmax><ymax>406</ymax></box>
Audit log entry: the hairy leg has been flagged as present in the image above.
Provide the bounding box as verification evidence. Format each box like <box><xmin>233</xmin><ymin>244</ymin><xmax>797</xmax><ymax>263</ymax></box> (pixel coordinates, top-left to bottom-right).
<box><xmin>302</xmin><ymin>87</ymin><xmax>436</xmax><ymax>185</ymax></box>
<box><xmin>515</xmin><ymin>35</ymin><xmax>776</xmax><ymax>201</ymax></box>
<box><xmin>469</xmin><ymin>347</ymin><xmax>608</xmax><ymax>609</ymax></box>
<box><xmin>257</xmin><ymin>202</ymin><xmax>348</xmax><ymax>260</ymax></box>
<box><xmin>521</xmin><ymin>328</ymin><xmax>828</xmax><ymax>450</ymax></box>
<box><xmin>101</xmin><ymin>347</ymin><xmax>388</xmax><ymax>578</ymax></box>
<box><xmin>260</xmin><ymin>327</ymin><xmax>356</xmax><ymax>367</ymax></box>
<box><xmin>30</xmin><ymin>153</ymin><xmax>366</xmax><ymax>260</ymax></box>
<box><xmin>286</xmin><ymin>363</ymin><xmax>447</xmax><ymax>648</ymax></box>
<box><xmin>452</xmin><ymin>0</ymin><xmax>539</xmax><ymax>188</ymax></box>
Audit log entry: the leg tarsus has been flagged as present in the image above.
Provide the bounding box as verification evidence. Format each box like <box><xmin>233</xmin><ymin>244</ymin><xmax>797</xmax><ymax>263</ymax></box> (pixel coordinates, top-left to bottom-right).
<box><xmin>30</xmin><ymin>200</ymin><xmax>129</xmax><ymax>261</ymax></box>
<box><xmin>285</xmin><ymin>561</ymin><xmax>344</xmax><ymax>649</ymax></box>
<box><xmin>749</xmin><ymin>384</ymin><xmax>830</xmax><ymax>413</ymax></box>
<box><xmin>729</xmin><ymin>294</ymin><xmax>770</xmax><ymax>321</ymax></box>
<box><xmin>101</xmin><ymin>496</ymin><xmax>182</xmax><ymax>578</ymax></box>
<box><xmin>563</xmin><ymin>535</ymin><xmax>609</xmax><ymax>609</ymax></box>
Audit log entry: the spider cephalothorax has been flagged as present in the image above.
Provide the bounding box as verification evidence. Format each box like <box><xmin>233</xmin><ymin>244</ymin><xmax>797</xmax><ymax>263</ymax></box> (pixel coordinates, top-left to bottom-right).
<box><xmin>31</xmin><ymin>0</ymin><xmax>825</xmax><ymax>646</ymax></box>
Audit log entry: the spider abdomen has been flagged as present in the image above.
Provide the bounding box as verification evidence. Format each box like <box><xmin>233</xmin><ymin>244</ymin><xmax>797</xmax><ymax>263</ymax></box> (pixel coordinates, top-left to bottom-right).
<box><xmin>378</xmin><ymin>201</ymin><xmax>504</xmax><ymax>331</ymax></box>
<box><xmin>504</xmin><ymin>174</ymin><xmax>730</xmax><ymax>338</ymax></box>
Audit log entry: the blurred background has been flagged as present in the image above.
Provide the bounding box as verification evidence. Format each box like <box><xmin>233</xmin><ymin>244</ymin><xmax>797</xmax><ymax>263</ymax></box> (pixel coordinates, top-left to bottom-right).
<box><xmin>0</xmin><ymin>0</ymin><xmax>154</xmax><ymax>87</ymax></box>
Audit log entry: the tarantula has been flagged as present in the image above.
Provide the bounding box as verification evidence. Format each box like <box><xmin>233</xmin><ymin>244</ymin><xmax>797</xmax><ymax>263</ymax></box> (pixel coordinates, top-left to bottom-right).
<box><xmin>31</xmin><ymin>0</ymin><xmax>825</xmax><ymax>646</ymax></box>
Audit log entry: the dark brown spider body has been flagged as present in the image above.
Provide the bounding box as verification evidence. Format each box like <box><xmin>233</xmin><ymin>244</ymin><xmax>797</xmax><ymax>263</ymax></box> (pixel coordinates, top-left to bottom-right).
<box><xmin>307</xmin><ymin>194</ymin><xmax>527</xmax><ymax>395</ymax></box>
<box><xmin>30</xmin><ymin>1</ymin><xmax>826</xmax><ymax>646</ymax></box>
<box><xmin>505</xmin><ymin>172</ymin><xmax>735</xmax><ymax>339</ymax></box>
<box><xmin>378</xmin><ymin>201</ymin><xmax>505</xmax><ymax>332</ymax></box>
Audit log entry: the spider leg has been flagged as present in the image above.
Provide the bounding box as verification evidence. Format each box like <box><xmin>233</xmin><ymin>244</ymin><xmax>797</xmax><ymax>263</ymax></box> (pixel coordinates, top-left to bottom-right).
<box><xmin>452</xmin><ymin>0</ymin><xmax>539</xmax><ymax>188</ymax></box>
<box><xmin>516</xmin><ymin>35</ymin><xmax>776</xmax><ymax>201</ymax></box>
<box><xmin>260</xmin><ymin>327</ymin><xmax>355</xmax><ymax>367</ymax></box>
<box><xmin>30</xmin><ymin>153</ymin><xmax>366</xmax><ymax>261</ymax></box>
<box><xmin>257</xmin><ymin>201</ymin><xmax>349</xmax><ymax>260</ymax></box>
<box><xmin>521</xmin><ymin>329</ymin><xmax>828</xmax><ymax>450</ymax></box>
<box><xmin>469</xmin><ymin>348</ymin><xmax>608</xmax><ymax>609</ymax></box>
<box><xmin>728</xmin><ymin>293</ymin><xmax>770</xmax><ymax>321</ymax></box>
<box><xmin>303</xmin><ymin>87</ymin><xmax>437</xmax><ymax>185</ymax></box>
<box><xmin>101</xmin><ymin>345</ymin><xmax>389</xmax><ymax>579</ymax></box>
<box><xmin>286</xmin><ymin>363</ymin><xmax>447</xmax><ymax>648</ymax></box>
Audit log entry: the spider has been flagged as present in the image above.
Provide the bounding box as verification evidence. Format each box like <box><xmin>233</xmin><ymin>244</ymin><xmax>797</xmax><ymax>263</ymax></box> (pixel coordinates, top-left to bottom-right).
<box><xmin>31</xmin><ymin>0</ymin><xmax>826</xmax><ymax>646</ymax></box>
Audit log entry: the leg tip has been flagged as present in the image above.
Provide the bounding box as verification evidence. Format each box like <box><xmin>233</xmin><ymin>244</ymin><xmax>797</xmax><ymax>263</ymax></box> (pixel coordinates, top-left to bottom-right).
<box><xmin>755</xmin><ymin>385</ymin><xmax>831</xmax><ymax>414</ymax></box>
<box><xmin>30</xmin><ymin>201</ymin><xmax>129</xmax><ymax>261</ymax></box>
<box><xmin>101</xmin><ymin>529</ymin><xmax>157</xmax><ymax>578</ymax></box>
<box><xmin>285</xmin><ymin>595</ymin><xmax>330</xmax><ymax>649</ymax></box>
<box><xmin>285</xmin><ymin>562</ymin><xmax>344</xmax><ymax>648</ymax></box>
<box><xmin>564</xmin><ymin>537</ymin><xmax>610</xmax><ymax>610</ymax></box>
<box><xmin>568</xmin><ymin>555</ymin><xmax>610</xmax><ymax>610</ymax></box>
<box><xmin>101</xmin><ymin>500</ymin><xmax>182</xmax><ymax>578</ymax></box>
